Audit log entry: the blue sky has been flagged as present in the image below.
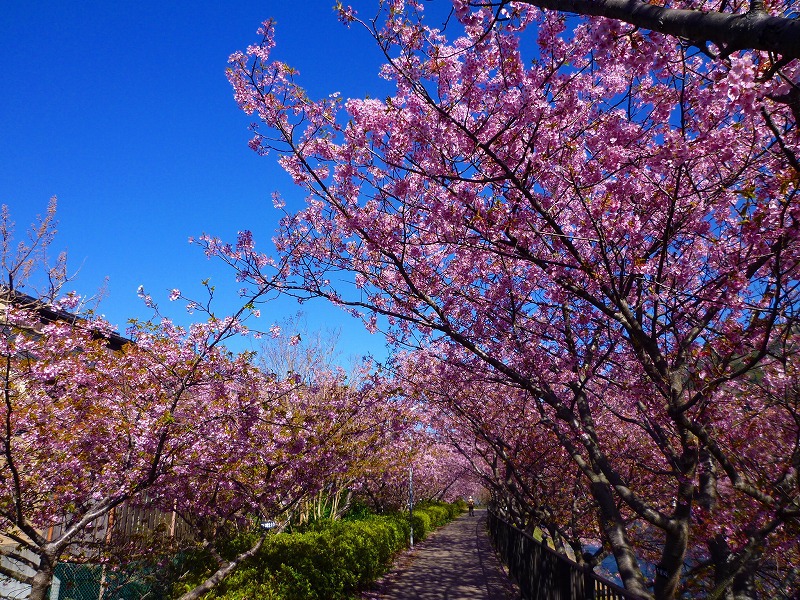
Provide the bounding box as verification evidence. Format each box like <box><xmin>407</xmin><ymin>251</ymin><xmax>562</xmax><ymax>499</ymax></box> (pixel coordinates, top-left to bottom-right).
<box><xmin>0</xmin><ymin>1</ymin><xmax>455</xmax><ymax>364</ymax></box>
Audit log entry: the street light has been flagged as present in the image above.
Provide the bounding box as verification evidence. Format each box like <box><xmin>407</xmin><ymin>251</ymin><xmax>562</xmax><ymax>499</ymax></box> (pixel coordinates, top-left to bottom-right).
<box><xmin>409</xmin><ymin>466</ymin><xmax>414</xmax><ymax>549</ymax></box>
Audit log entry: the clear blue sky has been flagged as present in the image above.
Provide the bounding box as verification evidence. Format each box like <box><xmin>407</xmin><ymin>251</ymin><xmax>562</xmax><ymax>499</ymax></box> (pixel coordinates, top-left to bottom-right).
<box><xmin>0</xmin><ymin>2</ymin><xmax>454</xmax><ymax>363</ymax></box>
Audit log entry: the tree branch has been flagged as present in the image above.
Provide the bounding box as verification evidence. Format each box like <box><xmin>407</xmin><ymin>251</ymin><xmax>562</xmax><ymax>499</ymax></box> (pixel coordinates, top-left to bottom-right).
<box><xmin>491</xmin><ymin>0</ymin><xmax>800</xmax><ymax>58</ymax></box>
<box><xmin>177</xmin><ymin>532</ymin><xmax>269</xmax><ymax>600</ymax></box>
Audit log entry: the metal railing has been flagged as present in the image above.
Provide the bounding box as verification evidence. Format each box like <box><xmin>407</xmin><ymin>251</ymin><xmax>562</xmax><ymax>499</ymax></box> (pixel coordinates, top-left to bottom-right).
<box><xmin>488</xmin><ymin>511</ymin><xmax>645</xmax><ymax>600</ymax></box>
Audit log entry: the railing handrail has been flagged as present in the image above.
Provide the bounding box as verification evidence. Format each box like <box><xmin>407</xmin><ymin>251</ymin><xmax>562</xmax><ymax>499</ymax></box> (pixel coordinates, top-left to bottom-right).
<box><xmin>488</xmin><ymin>510</ymin><xmax>647</xmax><ymax>600</ymax></box>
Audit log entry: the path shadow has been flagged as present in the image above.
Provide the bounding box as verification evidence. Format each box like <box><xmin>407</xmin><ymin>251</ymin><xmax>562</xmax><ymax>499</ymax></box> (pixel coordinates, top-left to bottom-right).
<box><xmin>364</xmin><ymin>509</ymin><xmax>518</xmax><ymax>600</ymax></box>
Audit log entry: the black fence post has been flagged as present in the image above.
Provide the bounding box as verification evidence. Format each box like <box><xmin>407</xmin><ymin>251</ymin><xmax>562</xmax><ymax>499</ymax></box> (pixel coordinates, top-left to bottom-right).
<box><xmin>584</xmin><ymin>567</ymin><xmax>596</xmax><ymax>600</ymax></box>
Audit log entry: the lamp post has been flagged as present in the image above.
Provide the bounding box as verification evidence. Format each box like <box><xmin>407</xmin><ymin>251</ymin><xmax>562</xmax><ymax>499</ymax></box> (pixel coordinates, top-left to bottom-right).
<box><xmin>408</xmin><ymin>466</ymin><xmax>414</xmax><ymax>549</ymax></box>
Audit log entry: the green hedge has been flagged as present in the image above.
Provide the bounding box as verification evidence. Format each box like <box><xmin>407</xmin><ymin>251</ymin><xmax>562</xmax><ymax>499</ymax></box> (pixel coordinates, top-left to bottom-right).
<box><xmin>203</xmin><ymin>502</ymin><xmax>463</xmax><ymax>600</ymax></box>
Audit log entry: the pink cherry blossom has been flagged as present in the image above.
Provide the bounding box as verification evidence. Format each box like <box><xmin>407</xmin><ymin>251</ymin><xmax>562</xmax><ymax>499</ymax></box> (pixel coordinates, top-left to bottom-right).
<box><xmin>225</xmin><ymin>2</ymin><xmax>800</xmax><ymax>597</ymax></box>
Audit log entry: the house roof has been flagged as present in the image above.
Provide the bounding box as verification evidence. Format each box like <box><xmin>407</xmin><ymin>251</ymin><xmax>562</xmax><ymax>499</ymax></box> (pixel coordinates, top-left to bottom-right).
<box><xmin>0</xmin><ymin>287</ymin><xmax>130</xmax><ymax>351</ymax></box>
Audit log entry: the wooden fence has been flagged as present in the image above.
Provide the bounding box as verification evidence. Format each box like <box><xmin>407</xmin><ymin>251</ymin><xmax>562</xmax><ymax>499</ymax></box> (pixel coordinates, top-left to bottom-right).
<box><xmin>46</xmin><ymin>501</ymin><xmax>193</xmax><ymax>559</ymax></box>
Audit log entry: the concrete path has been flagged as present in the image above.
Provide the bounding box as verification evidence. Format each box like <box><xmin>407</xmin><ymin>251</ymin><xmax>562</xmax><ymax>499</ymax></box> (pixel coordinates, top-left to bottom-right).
<box><xmin>362</xmin><ymin>508</ymin><xmax>519</xmax><ymax>600</ymax></box>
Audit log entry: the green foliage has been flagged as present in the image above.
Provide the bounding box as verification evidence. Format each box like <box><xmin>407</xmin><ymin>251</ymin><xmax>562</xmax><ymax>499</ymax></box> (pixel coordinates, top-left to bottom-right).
<box><xmin>201</xmin><ymin>502</ymin><xmax>461</xmax><ymax>600</ymax></box>
<box><xmin>410</xmin><ymin>511</ymin><xmax>431</xmax><ymax>542</ymax></box>
<box><xmin>341</xmin><ymin>499</ymin><xmax>372</xmax><ymax>522</ymax></box>
<box><xmin>169</xmin><ymin>529</ymin><xmax>264</xmax><ymax>596</ymax></box>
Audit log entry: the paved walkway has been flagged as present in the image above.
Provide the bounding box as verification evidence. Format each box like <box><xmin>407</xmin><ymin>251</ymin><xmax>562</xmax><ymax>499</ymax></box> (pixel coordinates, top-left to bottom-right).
<box><xmin>363</xmin><ymin>509</ymin><xmax>519</xmax><ymax>600</ymax></box>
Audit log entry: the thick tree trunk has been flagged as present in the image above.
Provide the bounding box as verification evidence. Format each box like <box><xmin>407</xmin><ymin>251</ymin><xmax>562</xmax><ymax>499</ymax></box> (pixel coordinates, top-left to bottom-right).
<box><xmin>654</xmin><ymin>516</ymin><xmax>689</xmax><ymax>600</ymax></box>
<box><xmin>732</xmin><ymin>568</ymin><xmax>758</xmax><ymax>600</ymax></box>
<box><xmin>707</xmin><ymin>536</ymin><xmax>760</xmax><ymax>600</ymax></box>
<box><xmin>502</xmin><ymin>0</ymin><xmax>800</xmax><ymax>58</ymax></box>
<box><xmin>591</xmin><ymin>481</ymin><xmax>655</xmax><ymax>600</ymax></box>
<box><xmin>29</xmin><ymin>560</ymin><xmax>54</xmax><ymax>600</ymax></box>
<box><xmin>708</xmin><ymin>535</ymin><xmax>736</xmax><ymax>600</ymax></box>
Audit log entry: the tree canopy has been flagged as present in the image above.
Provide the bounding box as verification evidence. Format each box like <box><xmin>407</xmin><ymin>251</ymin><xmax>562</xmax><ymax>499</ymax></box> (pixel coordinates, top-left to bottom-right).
<box><xmin>222</xmin><ymin>1</ymin><xmax>800</xmax><ymax>597</ymax></box>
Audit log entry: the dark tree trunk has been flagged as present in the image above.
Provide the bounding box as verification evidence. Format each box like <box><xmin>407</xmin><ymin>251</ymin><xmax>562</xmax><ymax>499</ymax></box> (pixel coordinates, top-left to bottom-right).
<box><xmin>485</xmin><ymin>0</ymin><xmax>800</xmax><ymax>58</ymax></box>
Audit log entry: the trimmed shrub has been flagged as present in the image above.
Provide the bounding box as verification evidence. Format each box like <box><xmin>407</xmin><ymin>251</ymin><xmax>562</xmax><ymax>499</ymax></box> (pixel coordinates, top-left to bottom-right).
<box><xmin>204</xmin><ymin>502</ymin><xmax>462</xmax><ymax>600</ymax></box>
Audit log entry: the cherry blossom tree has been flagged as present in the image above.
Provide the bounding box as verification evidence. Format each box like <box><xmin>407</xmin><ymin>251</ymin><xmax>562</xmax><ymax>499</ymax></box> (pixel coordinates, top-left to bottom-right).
<box><xmin>0</xmin><ymin>291</ymin><xmax>277</xmax><ymax>600</ymax></box>
<box><xmin>0</xmin><ymin>207</ymin><xmax>321</xmax><ymax>600</ymax></box>
<box><xmin>352</xmin><ymin>396</ymin><xmax>481</xmax><ymax>511</ymax></box>
<box><xmin>224</xmin><ymin>2</ymin><xmax>799</xmax><ymax>597</ymax></box>
<box><xmin>397</xmin><ymin>349</ymin><xmax>597</xmax><ymax>553</ymax></box>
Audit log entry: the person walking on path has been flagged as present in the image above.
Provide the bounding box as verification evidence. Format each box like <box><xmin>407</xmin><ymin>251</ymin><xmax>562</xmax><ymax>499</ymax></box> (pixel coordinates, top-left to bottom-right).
<box><xmin>364</xmin><ymin>508</ymin><xmax>518</xmax><ymax>599</ymax></box>
<box><xmin>468</xmin><ymin>496</ymin><xmax>475</xmax><ymax>516</ymax></box>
